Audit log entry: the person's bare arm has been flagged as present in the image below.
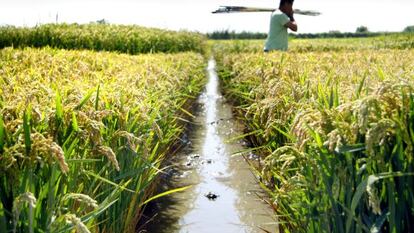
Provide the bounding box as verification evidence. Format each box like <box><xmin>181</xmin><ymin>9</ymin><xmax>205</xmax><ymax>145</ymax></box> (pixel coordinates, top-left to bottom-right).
<box><xmin>285</xmin><ymin>21</ymin><xmax>297</xmax><ymax>32</ymax></box>
<box><xmin>285</xmin><ymin>14</ymin><xmax>298</xmax><ymax>32</ymax></box>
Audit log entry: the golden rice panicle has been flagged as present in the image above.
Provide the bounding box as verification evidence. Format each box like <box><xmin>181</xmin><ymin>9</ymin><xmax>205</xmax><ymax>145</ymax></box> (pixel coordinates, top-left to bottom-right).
<box><xmin>114</xmin><ymin>130</ymin><xmax>142</xmax><ymax>152</ymax></box>
<box><xmin>13</xmin><ymin>192</ymin><xmax>37</xmax><ymax>213</ymax></box>
<box><xmin>30</xmin><ymin>133</ymin><xmax>69</xmax><ymax>174</ymax></box>
<box><xmin>62</xmin><ymin>193</ymin><xmax>98</xmax><ymax>208</ymax></box>
<box><xmin>65</xmin><ymin>214</ymin><xmax>91</xmax><ymax>233</ymax></box>
<box><xmin>365</xmin><ymin>119</ymin><xmax>396</xmax><ymax>156</ymax></box>
<box><xmin>50</xmin><ymin>142</ymin><xmax>69</xmax><ymax>174</ymax></box>
<box><xmin>216</xmin><ymin>45</ymin><xmax>414</xmax><ymax>232</ymax></box>
<box><xmin>366</xmin><ymin>178</ymin><xmax>382</xmax><ymax>215</ymax></box>
<box><xmin>96</xmin><ymin>145</ymin><xmax>120</xmax><ymax>171</ymax></box>
<box><xmin>13</xmin><ymin>192</ymin><xmax>37</xmax><ymax>228</ymax></box>
<box><xmin>0</xmin><ymin>47</ymin><xmax>206</xmax><ymax>233</ymax></box>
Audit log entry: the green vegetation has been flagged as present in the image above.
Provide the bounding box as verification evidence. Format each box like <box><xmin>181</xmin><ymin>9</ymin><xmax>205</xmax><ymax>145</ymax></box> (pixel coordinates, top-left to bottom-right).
<box><xmin>1</xmin><ymin>21</ymin><xmax>414</xmax><ymax>233</ymax></box>
<box><xmin>215</xmin><ymin>39</ymin><xmax>414</xmax><ymax>232</ymax></box>
<box><xmin>207</xmin><ymin>30</ymin><xmax>268</xmax><ymax>40</ymax></box>
<box><xmin>212</xmin><ymin>33</ymin><xmax>414</xmax><ymax>53</ymax></box>
<box><xmin>404</xmin><ymin>25</ymin><xmax>414</xmax><ymax>33</ymax></box>
<box><xmin>0</xmin><ymin>23</ymin><xmax>207</xmax><ymax>54</ymax></box>
<box><xmin>0</xmin><ymin>47</ymin><xmax>206</xmax><ymax>233</ymax></box>
<box><xmin>356</xmin><ymin>26</ymin><xmax>369</xmax><ymax>33</ymax></box>
<box><xmin>207</xmin><ymin>30</ymin><xmax>414</xmax><ymax>40</ymax></box>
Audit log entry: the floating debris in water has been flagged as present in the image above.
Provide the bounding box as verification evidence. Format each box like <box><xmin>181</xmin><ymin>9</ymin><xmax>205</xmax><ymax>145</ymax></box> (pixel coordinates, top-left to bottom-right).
<box><xmin>191</xmin><ymin>154</ymin><xmax>200</xmax><ymax>159</ymax></box>
<box><xmin>205</xmin><ymin>192</ymin><xmax>219</xmax><ymax>200</ymax></box>
<box><xmin>201</xmin><ymin>159</ymin><xmax>213</xmax><ymax>165</ymax></box>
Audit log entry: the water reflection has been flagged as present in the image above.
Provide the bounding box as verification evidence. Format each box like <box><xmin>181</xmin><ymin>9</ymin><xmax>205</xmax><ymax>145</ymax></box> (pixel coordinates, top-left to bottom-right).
<box><xmin>141</xmin><ymin>59</ymin><xmax>276</xmax><ymax>233</ymax></box>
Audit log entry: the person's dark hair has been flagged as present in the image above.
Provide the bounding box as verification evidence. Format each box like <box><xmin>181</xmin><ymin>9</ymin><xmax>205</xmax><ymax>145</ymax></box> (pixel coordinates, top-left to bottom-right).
<box><xmin>279</xmin><ymin>0</ymin><xmax>294</xmax><ymax>7</ymax></box>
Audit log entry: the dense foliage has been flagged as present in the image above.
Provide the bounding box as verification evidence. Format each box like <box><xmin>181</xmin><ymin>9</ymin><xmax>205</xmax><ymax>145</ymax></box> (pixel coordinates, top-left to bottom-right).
<box><xmin>404</xmin><ymin>26</ymin><xmax>414</xmax><ymax>33</ymax></box>
<box><xmin>0</xmin><ymin>23</ymin><xmax>207</xmax><ymax>54</ymax></box>
<box><xmin>0</xmin><ymin>47</ymin><xmax>206</xmax><ymax>233</ymax></box>
<box><xmin>207</xmin><ymin>30</ymin><xmax>413</xmax><ymax>40</ymax></box>
<box><xmin>207</xmin><ymin>30</ymin><xmax>268</xmax><ymax>40</ymax></box>
<box><xmin>215</xmin><ymin>43</ymin><xmax>414</xmax><ymax>232</ymax></box>
<box><xmin>211</xmin><ymin>34</ymin><xmax>414</xmax><ymax>53</ymax></box>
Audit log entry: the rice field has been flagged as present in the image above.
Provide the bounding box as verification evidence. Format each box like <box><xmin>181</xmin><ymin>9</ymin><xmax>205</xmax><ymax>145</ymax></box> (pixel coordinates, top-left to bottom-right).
<box><xmin>1</xmin><ymin>22</ymin><xmax>414</xmax><ymax>233</ymax></box>
<box><xmin>0</xmin><ymin>46</ymin><xmax>206</xmax><ymax>232</ymax></box>
<box><xmin>211</xmin><ymin>33</ymin><xmax>414</xmax><ymax>54</ymax></box>
<box><xmin>0</xmin><ymin>24</ymin><xmax>207</xmax><ymax>54</ymax></box>
<box><xmin>215</xmin><ymin>42</ymin><xmax>414</xmax><ymax>232</ymax></box>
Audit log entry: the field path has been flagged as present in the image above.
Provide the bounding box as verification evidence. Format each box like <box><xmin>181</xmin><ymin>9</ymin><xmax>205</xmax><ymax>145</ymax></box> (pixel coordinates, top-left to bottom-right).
<box><xmin>142</xmin><ymin>59</ymin><xmax>276</xmax><ymax>233</ymax></box>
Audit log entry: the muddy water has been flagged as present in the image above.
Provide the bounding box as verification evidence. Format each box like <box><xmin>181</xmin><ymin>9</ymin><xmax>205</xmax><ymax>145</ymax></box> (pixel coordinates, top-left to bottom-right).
<box><xmin>142</xmin><ymin>59</ymin><xmax>276</xmax><ymax>233</ymax></box>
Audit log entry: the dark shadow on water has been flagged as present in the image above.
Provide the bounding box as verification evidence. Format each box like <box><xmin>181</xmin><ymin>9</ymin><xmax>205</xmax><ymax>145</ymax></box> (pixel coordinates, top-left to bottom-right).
<box><xmin>137</xmin><ymin>104</ymin><xmax>202</xmax><ymax>233</ymax></box>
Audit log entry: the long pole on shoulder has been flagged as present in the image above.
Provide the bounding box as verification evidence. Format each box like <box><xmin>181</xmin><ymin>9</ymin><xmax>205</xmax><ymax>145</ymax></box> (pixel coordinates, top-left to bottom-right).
<box><xmin>212</xmin><ymin>6</ymin><xmax>321</xmax><ymax>16</ymax></box>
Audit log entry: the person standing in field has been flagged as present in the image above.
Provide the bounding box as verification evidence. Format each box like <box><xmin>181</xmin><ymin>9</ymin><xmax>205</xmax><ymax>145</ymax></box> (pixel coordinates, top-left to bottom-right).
<box><xmin>264</xmin><ymin>0</ymin><xmax>298</xmax><ymax>52</ymax></box>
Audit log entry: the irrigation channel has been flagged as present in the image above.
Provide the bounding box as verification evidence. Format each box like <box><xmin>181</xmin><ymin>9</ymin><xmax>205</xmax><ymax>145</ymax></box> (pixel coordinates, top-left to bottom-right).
<box><xmin>142</xmin><ymin>59</ymin><xmax>275</xmax><ymax>233</ymax></box>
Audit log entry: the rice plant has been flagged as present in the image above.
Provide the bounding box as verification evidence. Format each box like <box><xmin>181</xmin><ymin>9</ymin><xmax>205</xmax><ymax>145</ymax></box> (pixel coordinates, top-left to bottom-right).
<box><xmin>0</xmin><ymin>47</ymin><xmax>206</xmax><ymax>233</ymax></box>
<box><xmin>211</xmin><ymin>33</ymin><xmax>414</xmax><ymax>54</ymax></box>
<box><xmin>0</xmin><ymin>23</ymin><xmax>207</xmax><ymax>54</ymax></box>
<box><xmin>216</xmin><ymin>48</ymin><xmax>414</xmax><ymax>233</ymax></box>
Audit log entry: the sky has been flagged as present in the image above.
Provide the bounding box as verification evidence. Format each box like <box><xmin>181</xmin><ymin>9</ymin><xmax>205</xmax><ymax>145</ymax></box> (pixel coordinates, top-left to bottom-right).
<box><xmin>0</xmin><ymin>0</ymin><xmax>413</xmax><ymax>33</ymax></box>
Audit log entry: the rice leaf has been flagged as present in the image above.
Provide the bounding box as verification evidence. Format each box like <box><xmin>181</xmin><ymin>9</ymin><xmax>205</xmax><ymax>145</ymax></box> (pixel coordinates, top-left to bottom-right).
<box><xmin>0</xmin><ymin>117</ymin><xmax>5</xmax><ymax>152</ymax></box>
<box><xmin>71</xmin><ymin>112</ymin><xmax>79</xmax><ymax>132</ymax></box>
<box><xmin>334</xmin><ymin>84</ymin><xmax>339</xmax><ymax>106</ymax></box>
<box><xmin>57</xmin><ymin>180</ymin><xmax>131</xmax><ymax>233</ymax></box>
<box><xmin>329</xmin><ymin>86</ymin><xmax>334</xmax><ymax>108</ymax></box>
<box><xmin>272</xmin><ymin>125</ymin><xmax>296</xmax><ymax>142</ymax></box>
<box><xmin>75</xmin><ymin>88</ymin><xmax>95</xmax><ymax>110</ymax></box>
<box><xmin>335</xmin><ymin>144</ymin><xmax>366</xmax><ymax>154</ymax></box>
<box><xmin>95</xmin><ymin>84</ymin><xmax>100</xmax><ymax>110</ymax></box>
<box><xmin>141</xmin><ymin>186</ymin><xmax>191</xmax><ymax>206</ymax></box>
<box><xmin>85</xmin><ymin>171</ymin><xmax>136</xmax><ymax>194</ymax></box>
<box><xmin>55</xmin><ymin>91</ymin><xmax>63</xmax><ymax>123</ymax></box>
<box><xmin>347</xmin><ymin>172</ymin><xmax>414</xmax><ymax>233</ymax></box>
<box><xmin>356</xmin><ymin>76</ymin><xmax>366</xmax><ymax>98</ymax></box>
<box><xmin>179</xmin><ymin>106</ymin><xmax>196</xmax><ymax>118</ymax></box>
<box><xmin>23</xmin><ymin>106</ymin><xmax>32</xmax><ymax>156</ymax></box>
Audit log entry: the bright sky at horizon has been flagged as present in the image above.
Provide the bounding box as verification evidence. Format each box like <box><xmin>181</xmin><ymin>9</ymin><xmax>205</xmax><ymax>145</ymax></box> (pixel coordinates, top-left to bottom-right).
<box><xmin>0</xmin><ymin>0</ymin><xmax>413</xmax><ymax>33</ymax></box>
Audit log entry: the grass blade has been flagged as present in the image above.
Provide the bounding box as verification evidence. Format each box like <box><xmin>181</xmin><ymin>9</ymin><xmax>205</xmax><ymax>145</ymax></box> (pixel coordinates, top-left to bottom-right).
<box><xmin>141</xmin><ymin>186</ymin><xmax>191</xmax><ymax>206</ymax></box>
<box><xmin>75</xmin><ymin>88</ymin><xmax>96</xmax><ymax>110</ymax></box>
<box><xmin>95</xmin><ymin>84</ymin><xmax>100</xmax><ymax>110</ymax></box>
<box><xmin>85</xmin><ymin>171</ymin><xmax>136</xmax><ymax>194</ymax></box>
<box><xmin>71</xmin><ymin>112</ymin><xmax>79</xmax><ymax>132</ymax></box>
<box><xmin>0</xmin><ymin>117</ymin><xmax>5</xmax><ymax>153</ymax></box>
<box><xmin>347</xmin><ymin>172</ymin><xmax>414</xmax><ymax>233</ymax></box>
<box><xmin>356</xmin><ymin>76</ymin><xmax>366</xmax><ymax>99</ymax></box>
<box><xmin>55</xmin><ymin>90</ymin><xmax>63</xmax><ymax>123</ymax></box>
<box><xmin>23</xmin><ymin>106</ymin><xmax>32</xmax><ymax>156</ymax></box>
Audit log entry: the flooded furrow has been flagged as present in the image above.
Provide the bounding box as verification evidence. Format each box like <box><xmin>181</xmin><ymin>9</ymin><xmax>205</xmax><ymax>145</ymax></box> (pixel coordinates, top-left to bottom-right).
<box><xmin>142</xmin><ymin>59</ymin><xmax>276</xmax><ymax>233</ymax></box>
